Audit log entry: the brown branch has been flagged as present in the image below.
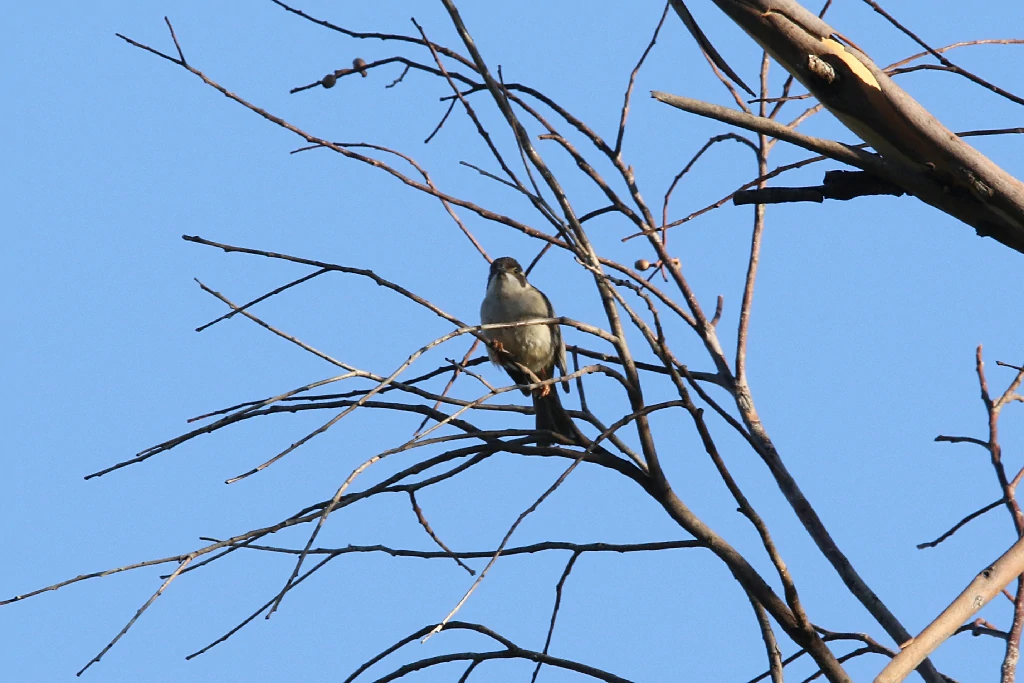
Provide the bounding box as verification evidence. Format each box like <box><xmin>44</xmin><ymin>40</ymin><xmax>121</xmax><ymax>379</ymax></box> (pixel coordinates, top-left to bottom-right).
<box><xmin>876</xmin><ymin>535</ymin><xmax>1024</xmax><ymax>682</ymax></box>
<box><xmin>954</xmin><ymin>619</ymin><xmax>1009</xmax><ymax>641</ymax></box>
<box><xmin>183</xmin><ymin>235</ymin><xmax>479</xmax><ymax>324</ymax></box>
<box><xmin>765</xmin><ymin>0</ymin><xmax>834</xmax><ymax>121</ymax></box>
<box><xmin>437</xmin><ymin>1</ymin><xmax>671</xmax><ymax>516</ymax></box>
<box><xmin>644</xmin><ymin>152</ymin><xmax>831</xmax><ymax>236</ymax></box>
<box><xmin>187</xmin><ymin>554</ymin><xmax>337</xmax><ymax>659</ymax></box>
<box><xmin>975</xmin><ymin>347</ymin><xmax>1024</xmax><ymax>536</ymax></box>
<box><xmin>294</xmin><ymin>141</ymin><xmax>492</xmax><ymax>263</ymax></box>
<box><xmin>531</xmin><ymin>551</ymin><xmax>581</xmax><ymax>683</ymax></box>
<box><xmin>409</xmin><ymin>491</ymin><xmax>474</xmax><ymax>575</ymax></box>
<box><xmin>958</xmin><ymin>127</ymin><xmax>1024</xmax><ymax>139</ymax></box>
<box><xmin>191</xmin><ymin>282</ymin><xmax>494</xmax><ymax>484</ymax></box>
<box><xmin>652</xmin><ymin>92</ymin><xmax>897</xmax><ymax>175</ymax></box>
<box><xmin>859</xmin><ymin>0</ymin><xmax>1024</xmax><ymax>106</ymax></box>
<box><xmin>736</xmin><ymin>53</ymin><xmax>771</xmax><ymax>386</ymax></box>
<box><xmin>22</xmin><ymin>433</ymin><xmax>658</xmax><ymax>667</ymax></box>
<box><xmin>117</xmin><ymin>29</ymin><xmax>572</xmax><ymax>251</ymax></box>
<box><xmin>699</xmin><ymin>0</ymin><xmax>1024</xmax><ymax>255</ymax></box>
<box><xmin>648</xmin><ymin>84</ymin><xmax>939</xmax><ymax>673</ymax></box>
<box><xmin>2</xmin><ymin>554</ymin><xmax>190</xmax><ymax>607</ymax></box>
<box><xmin>661</xmin><ymin>133</ymin><xmax>758</xmax><ymax>231</ymax></box>
<box><xmin>343</xmin><ymin>622</ymin><xmax>634</xmax><ymax>683</ymax></box>
<box><xmin>614</xmin><ymin>3</ymin><xmax>671</xmax><ymax>156</ymax></box>
<box><xmin>535</xmin><ymin>131</ymin><xmax>647</xmax><ymax>235</ymax></box>
<box><xmin>803</xmin><ymin>647</ymin><xmax>884</xmax><ymax>683</ymax></box>
<box><xmin>270</xmin><ymin>1</ymin><xmax>478</xmax><ymax>72</ymax></box>
<box><xmin>977</xmin><ymin>346</ymin><xmax>1024</xmax><ymax>681</ymax></box>
<box><xmin>420</xmin><ymin>393</ymin><xmax>678</xmax><ymax>641</ymax></box>
<box><xmin>884</xmin><ymin>39</ymin><xmax>1024</xmax><ymax>72</ymax></box>
<box><xmin>917</xmin><ymin>499</ymin><xmax>1005</xmax><ymax>549</ymax></box>
<box><xmin>668</xmin><ymin>0</ymin><xmax>756</xmax><ymax>97</ymax></box>
<box><xmin>881</xmin><ymin>346</ymin><xmax>1024</xmax><ymax>680</ymax></box>
<box><xmin>580</xmin><ymin>268</ymin><xmax>843</xmax><ymax>679</ymax></box>
<box><xmin>747</xmin><ymin>593</ymin><xmax>785</xmax><ymax>683</ymax></box>
<box><xmin>1007</xmin><ymin>579</ymin><xmax>1024</xmax><ymax>682</ymax></box>
<box><xmin>194</xmin><ymin>268</ymin><xmax>328</xmax><ymax>332</ymax></box>
<box><xmin>935</xmin><ymin>435</ymin><xmax>990</xmax><ymax>448</ymax></box>
<box><xmin>424</xmin><ymin>97</ymin><xmax>457</xmax><ymax>143</ymax></box>
<box><xmin>291</xmin><ymin>55</ymin><xmax>474</xmax><ymax>94</ymax></box>
<box><xmin>77</xmin><ymin>557</ymin><xmax>193</xmax><ymax>675</ymax></box>
<box><xmin>15</xmin><ymin>453</ymin><xmax>472</xmax><ymax>606</ymax></box>
<box><xmin>385</xmin><ymin>63</ymin><xmax>409</xmax><ymax>88</ymax></box>
<box><xmin>457</xmin><ymin>661</ymin><xmax>480</xmax><ymax>683</ymax></box>
<box><xmin>220</xmin><ymin>539</ymin><xmax>704</xmax><ymax>561</ymax></box>
<box><xmin>411</xmin><ymin>18</ymin><xmax>566</xmax><ymax>239</ymax></box>
<box><xmin>747</xmin><ymin>629</ymin><xmax>896</xmax><ymax>683</ymax></box>
<box><xmin>267</xmin><ymin>358</ymin><xmax>624</xmax><ymax>617</ymax></box>
<box><xmin>635</xmin><ymin>86</ymin><xmax>1021</xmax><ymax>680</ymax></box>
<box><xmin>734</xmin><ymin>169</ymin><xmax>906</xmax><ymax>205</ymax></box>
<box><xmin>415</xmin><ymin>340</ymin><xmax>481</xmax><ymax>434</ymax></box>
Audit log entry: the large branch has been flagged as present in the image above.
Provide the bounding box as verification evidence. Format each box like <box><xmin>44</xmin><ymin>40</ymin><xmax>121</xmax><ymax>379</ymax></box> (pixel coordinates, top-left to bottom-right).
<box><xmin>692</xmin><ymin>0</ymin><xmax>1024</xmax><ymax>254</ymax></box>
<box><xmin>875</xmin><ymin>535</ymin><xmax>1024</xmax><ymax>682</ymax></box>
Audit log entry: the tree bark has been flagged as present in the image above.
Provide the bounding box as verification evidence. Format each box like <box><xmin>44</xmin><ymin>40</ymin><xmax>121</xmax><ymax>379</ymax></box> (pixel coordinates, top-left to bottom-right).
<box><xmin>703</xmin><ymin>0</ymin><xmax>1024</xmax><ymax>253</ymax></box>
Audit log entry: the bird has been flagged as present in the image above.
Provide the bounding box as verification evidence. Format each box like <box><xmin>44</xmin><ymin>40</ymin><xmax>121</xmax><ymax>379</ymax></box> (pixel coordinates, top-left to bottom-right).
<box><xmin>479</xmin><ymin>256</ymin><xmax>574</xmax><ymax>442</ymax></box>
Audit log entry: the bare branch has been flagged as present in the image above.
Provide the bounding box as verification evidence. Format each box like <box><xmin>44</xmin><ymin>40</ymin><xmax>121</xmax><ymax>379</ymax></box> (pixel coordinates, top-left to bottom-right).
<box><xmin>859</xmin><ymin>0</ymin><xmax>1024</xmax><ymax>106</ymax></box>
<box><xmin>614</xmin><ymin>3</ymin><xmax>671</xmax><ymax>156</ymax></box>
<box><xmin>344</xmin><ymin>622</ymin><xmax>633</xmax><ymax>683</ymax></box>
<box><xmin>917</xmin><ymin>499</ymin><xmax>1005</xmax><ymax>550</ymax></box>
<box><xmin>876</xmin><ymin>536</ymin><xmax>1024</xmax><ymax>682</ymax></box>
<box><xmin>409</xmin><ymin>491</ymin><xmax>475</xmax><ymax>575</ymax></box>
<box><xmin>734</xmin><ymin>170</ymin><xmax>905</xmax><ymax>205</ymax></box>
<box><xmin>195</xmin><ymin>268</ymin><xmax>328</xmax><ymax>333</ymax></box>
<box><xmin>531</xmin><ymin>551</ymin><xmax>581</xmax><ymax>683</ymax></box>
<box><xmin>77</xmin><ymin>557</ymin><xmax>193</xmax><ymax>675</ymax></box>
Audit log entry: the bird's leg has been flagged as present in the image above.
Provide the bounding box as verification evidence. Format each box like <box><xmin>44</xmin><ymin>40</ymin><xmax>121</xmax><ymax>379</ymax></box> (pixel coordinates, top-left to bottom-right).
<box><xmin>533</xmin><ymin>368</ymin><xmax>553</xmax><ymax>398</ymax></box>
<box><xmin>488</xmin><ymin>339</ymin><xmax>515</xmax><ymax>362</ymax></box>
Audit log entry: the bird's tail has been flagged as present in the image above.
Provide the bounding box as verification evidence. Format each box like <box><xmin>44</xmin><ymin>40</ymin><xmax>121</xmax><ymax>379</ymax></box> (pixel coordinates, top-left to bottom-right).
<box><xmin>533</xmin><ymin>389</ymin><xmax>578</xmax><ymax>445</ymax></box>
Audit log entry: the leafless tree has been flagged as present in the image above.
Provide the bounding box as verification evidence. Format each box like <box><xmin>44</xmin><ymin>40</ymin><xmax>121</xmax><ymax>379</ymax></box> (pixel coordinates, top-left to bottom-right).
<box><xmin>5</xmin><ymin>2</ymin><xmax>1022</xmax><ymax>682</ymax></box>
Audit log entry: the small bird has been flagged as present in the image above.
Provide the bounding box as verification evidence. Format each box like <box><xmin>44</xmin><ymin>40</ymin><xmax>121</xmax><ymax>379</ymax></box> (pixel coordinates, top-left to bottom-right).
<box><xmin>479</xmin><ymin>257</ymin><xmax>574</xmax><ymax>442</ymax></box>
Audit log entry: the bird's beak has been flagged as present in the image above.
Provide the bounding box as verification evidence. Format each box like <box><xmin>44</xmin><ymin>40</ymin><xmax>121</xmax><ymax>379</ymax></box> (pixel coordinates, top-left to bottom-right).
<box><xmin>489</xmin><ymin>263</ymin><xmax>508</xmax><ymax>282</ymax></box>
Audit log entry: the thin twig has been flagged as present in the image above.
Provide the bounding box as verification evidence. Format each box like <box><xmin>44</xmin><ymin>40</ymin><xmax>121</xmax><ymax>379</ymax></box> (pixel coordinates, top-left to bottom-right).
<box><xmin>614</xmin><ymin>3</ymin><xmax>671</xmax><ymax>156</ymax></box>
<box><xmin>860</xmin><ymin>0</ymin><xmax>1024</xmax><ymax>106</ymax></box>
<box><xmin>77</xmin><ymin>557</ymin><xmax>193</xmax><ymax>675</ymax></box>
<box><xmin>917</xmin><ymin>499</ymin><xmax>1005</xmax><ymax>549</ymax></box>
<box><xmin>531</xmin><ymin>551</ymin><xmax>581</xmax><ymax>683</ymax></box>
<box><xmin>409</xmin><ymin>491</ymin><xmax>475</xmax><ymax>575</ymax></box>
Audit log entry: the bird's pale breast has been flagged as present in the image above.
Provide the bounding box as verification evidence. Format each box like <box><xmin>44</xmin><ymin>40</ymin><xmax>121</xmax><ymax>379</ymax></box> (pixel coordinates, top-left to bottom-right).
<box><xmin>480</xmin><ymin>273</ymin><xmax>556</xmax><ymax>375</ymax></box>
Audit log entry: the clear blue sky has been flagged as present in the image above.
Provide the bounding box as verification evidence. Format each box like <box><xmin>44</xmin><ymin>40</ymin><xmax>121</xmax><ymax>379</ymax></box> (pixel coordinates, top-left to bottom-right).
<box><xmin>4</xmin><ymin>1</ymin><xmax>1023</xmax><ymax>681</ymax></box>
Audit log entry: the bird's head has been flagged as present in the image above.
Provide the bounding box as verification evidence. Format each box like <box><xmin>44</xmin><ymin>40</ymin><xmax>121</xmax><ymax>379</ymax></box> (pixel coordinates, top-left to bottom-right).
<box><xmin>488</xmin><ymin>256</ymin><xmax>528</xmax><ymax>288</ymax></box>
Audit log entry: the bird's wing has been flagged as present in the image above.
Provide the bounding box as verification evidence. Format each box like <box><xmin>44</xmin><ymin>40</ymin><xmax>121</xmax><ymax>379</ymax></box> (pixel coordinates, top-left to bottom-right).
<box><xmin>503</xmin><ymin>361</ymin><xmax>534</xmax><ymax>397</ymax></box>
<box><xmin>539</xmin><ymin>288</ymin><xmax>569</xmax><ymax>393</ymax></box>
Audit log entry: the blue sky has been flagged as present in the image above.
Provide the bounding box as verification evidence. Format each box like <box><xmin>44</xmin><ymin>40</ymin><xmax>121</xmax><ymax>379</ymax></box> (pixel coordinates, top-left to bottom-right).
<box><xmin>4</xmin><ymin>1</ymin><xmax>1023</xmax><ymax>681</ymax></box>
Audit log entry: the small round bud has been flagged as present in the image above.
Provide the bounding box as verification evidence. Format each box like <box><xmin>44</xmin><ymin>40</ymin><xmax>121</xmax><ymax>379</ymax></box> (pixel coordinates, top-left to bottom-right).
<box><xmin>671</xmin><ymin>258</ymin><xmax>681</xmax><ymax>268</ymax></box>
<box><xmin>353</xmin><ymin>57</ymin><xmax>368</xmax><ymax>77</ymax></box>
<box><xmin>635</xmin><ymin>259</ymin><xmax>651</xmax><ymax>271</ymax></box>
<box><xmin>322</xmin><ymin>73</ymin><xmax>337</xmax><ymax>89</ymax></box>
